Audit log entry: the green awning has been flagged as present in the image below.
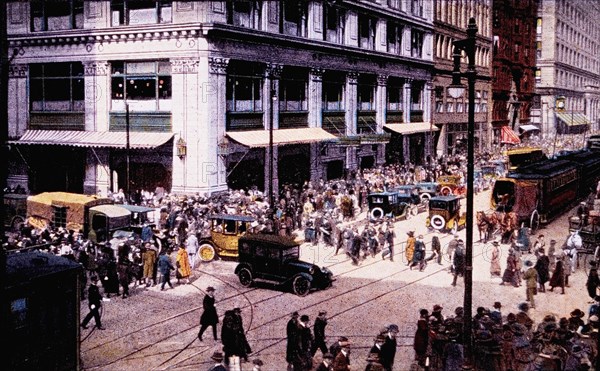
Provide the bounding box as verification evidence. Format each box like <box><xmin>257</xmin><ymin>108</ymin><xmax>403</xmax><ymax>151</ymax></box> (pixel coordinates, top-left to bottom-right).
<box><xmin>556</xmin><ymin>112</ymin><xmax>590</xmax><ymax>126</ymax></box>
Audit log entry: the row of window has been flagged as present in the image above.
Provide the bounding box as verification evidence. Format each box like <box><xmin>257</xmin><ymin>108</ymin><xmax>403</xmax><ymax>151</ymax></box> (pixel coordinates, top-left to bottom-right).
<box><xmin>29</xmin><ymin>61</ymin><xmax>425</xmax><ymax>113</ymax></box>
<box><xmin>434</xmin><ymin>89</ymin><xmax>488</xmax><ymax>114</ymax></box>
<box><xmin>554</xmin><ymin>69</ymin><xmax>599</xmax><ymax>93</ymax></box>
<box><xmin>434</xmin><ymin>0</ymin><xmax>490</xmax><ymax>38</ymax></box>
<box><xmin>435</xmin><ymin>34</ymin><xmax>490</xmax><ymax>68</ymax></box>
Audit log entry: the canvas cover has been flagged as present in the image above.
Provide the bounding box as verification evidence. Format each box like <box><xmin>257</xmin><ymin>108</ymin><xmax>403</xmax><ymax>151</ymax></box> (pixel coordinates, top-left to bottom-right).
<box><xmin>27</xmin><ymin>192</ymin><xmax>113</xmax><ymax>231</ymax></box>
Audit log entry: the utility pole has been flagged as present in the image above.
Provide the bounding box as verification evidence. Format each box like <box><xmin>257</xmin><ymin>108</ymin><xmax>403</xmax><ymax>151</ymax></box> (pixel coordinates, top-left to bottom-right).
<box><xmin>125</xmin><ymin>103</ymin><xmax>130</xmax><ymax>203</ymax></box>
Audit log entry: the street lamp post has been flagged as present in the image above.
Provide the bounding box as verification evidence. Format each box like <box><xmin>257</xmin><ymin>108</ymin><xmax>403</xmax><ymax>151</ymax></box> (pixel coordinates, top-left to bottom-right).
<box><xmin>447</xmin><ymin>17</ymin><xmax>477</xmax><ymax>369</ymax></box>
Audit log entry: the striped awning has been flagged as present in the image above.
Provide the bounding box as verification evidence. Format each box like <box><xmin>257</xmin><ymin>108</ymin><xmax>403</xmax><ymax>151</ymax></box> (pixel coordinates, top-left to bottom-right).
<box><xmin>10</xmin><ymin>130</ymin><xmax>174</xmax><ymax>149</ymax></box>
<box><xmin>383</xmin><ymin>122</ymin><xmax>439</xmax><ymax>135</ymax></box>
<box><xmin>225</xmin><ymin>128</ymin><xmax>338</xmax><ymax>148</ymax></box>
<box><xmin>500</xmin><ymin>126</ymin><xmax>521</xmax><ymax>145</ymax></box>
<box><xmin>556</xmin><ymin>112</ymin><xmax>590</xmax><ymax>126</ymax></box>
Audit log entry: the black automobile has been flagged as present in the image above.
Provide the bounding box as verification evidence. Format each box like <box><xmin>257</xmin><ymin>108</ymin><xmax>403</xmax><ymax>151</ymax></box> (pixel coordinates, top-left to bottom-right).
<box><xmin>367</xmin><ymin>191</ymin><xmax>418</xmax><ymax>221</ymax></box>
<box><xmin>234</xmin><ymin>234</ymin><xmax>334</xmax><ymax>296</ymax></box>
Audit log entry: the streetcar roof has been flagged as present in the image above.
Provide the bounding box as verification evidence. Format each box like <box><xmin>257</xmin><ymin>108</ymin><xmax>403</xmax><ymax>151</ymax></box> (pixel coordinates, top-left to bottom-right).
<box><xmin>208</xmin><ymin>214</ymin><xmax>256</xmax><ymax>222</ymax></box>
<box><xmin>508</xmin><ymin>159</ymin><xmax>575</xmax><ymax>178</ymax></box>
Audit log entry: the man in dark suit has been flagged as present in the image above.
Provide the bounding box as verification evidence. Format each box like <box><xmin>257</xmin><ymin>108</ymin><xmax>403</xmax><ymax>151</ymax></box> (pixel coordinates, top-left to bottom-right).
<box><xmin>379</xmin><ymin>324</ymin><xmax>398</xmax><ymax>371</ymax></box>
<box><xmin>80</xmin><ymin>276</ymin><xmax>105</xmax><ymax>330</ymax></box>
<box><xmin>315</xmin><ymin>352</ymin><xmax>334</xmax><ymax>371</ymax></box>
<box><xmin>295</xmin><ymin>315</ymin><xmax>314</xmax><ymax>371</ymax></box>
<box><xmin>331</xmin><ymin>341</ymin><xmax>351</xmax><ymax>371</ymax></box>
<box><xmin>312</xmin><ymin>311</ymin><xmax>328</xmax><ymax>356</ymax></box>
<box><xmin>329</xmin><ymin>336</ymin><xmax>349</xmax><ymax>358</ymax></box>
<box><xmin>198</xmin><ymin>286</ymin><xmax>219</xmax><ymax>341</ymax></box>
<box><xmin>286</xmin><ymin>311</ymin><xmax>300</xmax><ymax>367</ymax></box>
<box><xmin>370</xmin><ymin>334</ymin><xmax>385</xmax><ymax>355</ymax></box>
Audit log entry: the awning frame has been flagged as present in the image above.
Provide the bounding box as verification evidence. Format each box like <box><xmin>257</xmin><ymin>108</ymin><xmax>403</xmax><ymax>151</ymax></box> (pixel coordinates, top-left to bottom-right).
<box><xmin>383</xmin><ymin>122</ymin><xmax>440</xmax><ymax>136</ymax></box>
<box><xmin>10</xmin><ymin>130</ymin><xmax>174</xmax><ymax>149</ymax></box>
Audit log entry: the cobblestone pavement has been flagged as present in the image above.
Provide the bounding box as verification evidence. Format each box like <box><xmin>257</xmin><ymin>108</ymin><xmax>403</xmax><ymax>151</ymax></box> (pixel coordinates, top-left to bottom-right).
<box><xmin>80</xmin><ymin>189</ymin><xmax>590</xmax><ymax>371</ymax></box>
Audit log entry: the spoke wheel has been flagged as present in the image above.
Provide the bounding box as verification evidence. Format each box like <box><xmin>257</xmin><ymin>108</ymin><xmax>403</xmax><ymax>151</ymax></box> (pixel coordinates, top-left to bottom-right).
<box><xmin>292</xmin><ymin>275</ymin><xmax>311</xmax><ymax>296</ymax></box>
<box><xmin>529</xmin><ymin>210</ymin><xmax>540</xmax><ymax>233</ymax></box>
<box><xmin>238</xmin><ymin>267</ymin><xmax>253</xmax><ymax>287</ymax></box>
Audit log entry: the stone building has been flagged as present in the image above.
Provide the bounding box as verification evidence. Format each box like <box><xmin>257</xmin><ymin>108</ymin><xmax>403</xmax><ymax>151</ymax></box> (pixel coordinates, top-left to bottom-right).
<box><xmin>491</xmin><ymin>0</ymin><xmax>538</xmax><ymax>145</ymax></box>
<box><xmin>532</xmin><ymin>0</ymin><xmax>600</xmax><ymax>138</ymax></box>
<box><xmin>432</xmin><ymin>0</ymin><xmax>492</xmax><ymax>156</ymax></box>
<box><xmin>5</xmin><ymin>0</ymin><xmax>434</xmax><ymax>197</ymax></box>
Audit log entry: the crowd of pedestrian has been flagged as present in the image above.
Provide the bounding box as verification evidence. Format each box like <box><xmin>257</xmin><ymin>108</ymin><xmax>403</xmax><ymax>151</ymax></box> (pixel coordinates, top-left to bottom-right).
<box><xmin>412</xmin><ymin>299</ymin><xmax>599</xmax><ymax>370</ymax></box>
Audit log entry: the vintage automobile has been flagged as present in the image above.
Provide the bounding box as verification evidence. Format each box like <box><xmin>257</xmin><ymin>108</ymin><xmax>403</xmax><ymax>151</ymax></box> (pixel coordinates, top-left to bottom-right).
<box><xmin>234</xmin><ymin>234</ymin><xmax>334</xmax><ymax>296</ymax></box>
<box><xmin>367</xmin><ymin>191</ymin><xmax>419</xmax><ymax>221</ymax></box>
<box><xmin>414</xmin><ymin>182</ymin><xmax>439</xmax><ymax>202</ymax></box>
<box><xmin>197</xmin><ymin>214</ymin><xmax>256</xmax><ymax>262</ymax></box>
<box><xmin>3</xmin><ymin>193</ymin><xmax>28</xmax><ymax>232</ymax></box>
<box><xmin>426</xmin><ymin>195</ymin><xmax>467</xmax><ymax>233</ymax></box>
<box><xmin>437</xmin><ymin>175</ymin><xmax>466</xmax><ymax>196</ymax></box>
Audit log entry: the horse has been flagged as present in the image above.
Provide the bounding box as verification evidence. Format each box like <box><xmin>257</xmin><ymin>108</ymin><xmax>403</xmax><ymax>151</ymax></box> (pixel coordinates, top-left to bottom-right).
<box><xmin>476</xmin><ymin>211</ymin><xmax>498</xmax><ymax>243</ymax></box>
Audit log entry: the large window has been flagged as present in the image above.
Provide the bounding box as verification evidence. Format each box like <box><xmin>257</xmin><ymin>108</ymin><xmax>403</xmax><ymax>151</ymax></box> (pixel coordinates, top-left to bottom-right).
<box><xmin>387</xmin><ymin>83</ymin><xmax>403</xmax><ymax>111</ymax></box>
<box><xmin>322</xmin><ymin>80</ymin><xmax>345</xmax><ymax>111</ymax></box>
<box><xmin>111</xmin><ymin>1</ymin><xmax>172</xmax><ymax>25</ymax></box>
<box><xmin>226</xmin><ymin>73</ymin><xmax>263</xmax><ymax>112</ymax></box>
<box><xmin>411</xmin><ymin>29</ymin><xmax>424</xmax><ymax>58</ymax></box>
<box><xmin>324</xmin><ymin>4</ymin><xmax>345</xmax><ymax>43</ymax></box>
<box><xmin>111</xmin><ymin>61</ymin><xmax>172</xmax><ymax>111</ymax></box>
<box><xmin>227</xmin><ymin>0</ymin><xmax>262</xmax><ymax>29</ymax></box>
<box><xmin>279</xmin><ymin>79</ymin><xmax>307</xmax><ymax>111</ymax></box>
<box><xmin>31</xmin><ymin>0</ymin><xmax>83</xmax><ymax>31</ymax></box>
<box><xmin>411</xmin><ymin>0</ymin><xmax>423</xmax><ymax>17</ymax></box>
<box><xmin>30</xmin><ymin>62</ymin><xmax>84</xmax><ymax>112</ymax></box>
<box><xmin>358</xmin><ymin>15</ymin><xmax>376</xmax><ymax>50</ymax></box>
<box><xmin>281</xmin><ymin>0</ymin><xmax>306</xmax><ymax>37</ymax></box>
<box><xmin>387</xmin><ymin>22</ymin><xmax>403</xmax><ymax>54</ymax></box>
<box><xmin>358</xmin><ymin>83</ymin><xmax>375</xmax><ymax>111</ymax></box>
<box><xmin>411</xmin><ymin>83</ymin><xmax>423</xmax><ymax>111</ymax></box>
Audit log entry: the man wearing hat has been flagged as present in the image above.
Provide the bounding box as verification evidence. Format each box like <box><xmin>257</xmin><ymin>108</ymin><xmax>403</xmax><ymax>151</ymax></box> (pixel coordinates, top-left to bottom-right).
<box><xmin>312</xmin><ymin>311</ymin><xmax>328</xmax><ymax>357</ymax></box>
<box><xmin>569</xmin><ymin>309</ymin><xmax>585</xmax><ymax>331</ymax></box>
<box><xmin>208</xmin><ymin>351</ymin><xmax>226</xmax><ymax>371</ymax></box>
<box><xmin>523</xmin><ymin>260</ymin><xmax>538</xmax><ymax>309</ymax></box>
<box><xmin>534</xmin><ymin>247</ymin><xmax>550</xmax><ymax>293</ymax></box>
<box><xmin>331</xmin><ymin>339</ymin><xmax>351</xmax><ymax>371</ymax></box>
<box><xmin>315</xmin><ymin>352</ymin><xmax>334</xmax><ymax>371</ymax></box>
<box><xmin>490</xmin><ymin>302</ymin><xmax>502</xmax><ymax>325</ymax></box>
<box><xmin>370</xmin><ymin>334</ymin><xmax>386</xmax><ymax>356</ymax></box>
<box><xmin>286</xmin><ymin>312</ymin><xmax>300</xmax><ymax>366</ymax></box>
<box><xmin>380</xmin><ymin>324</ymin><xmax>398</xmax><ymax>371</ymax></box>
<box><xmin>586</xmin><ymin>261</ymin><xmax>600</xmax><ymax>303</ymax></box>
<box><xmin>251</xmin><ymin>358</ymin><xmax>264</xmax><ymax>371</ymax></box>
<box><xmin>329</xmin><ymin>336</ymin><xmax>348</xmax><ymax>358</ymax></box>
<box><xmin>198</xmin><ymin>287</ymin><xmax>219</xmax><ymax>341</ymax></box>
<box><xmin>295</xmin><ymin>315</ymin><xmax>314</xmax><ymax>371</ymax></box>
<box><xmin>80</xmin><ymin>276</ymin><xmax>105</xmax><ymax>330</ymax></box>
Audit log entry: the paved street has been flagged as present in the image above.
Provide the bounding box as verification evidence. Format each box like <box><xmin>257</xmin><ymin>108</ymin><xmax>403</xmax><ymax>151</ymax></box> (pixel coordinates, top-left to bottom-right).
<box><xmin>80</xmin><ymin>189</ymin><xmax>590</xmax><ymax>371</ymax></box>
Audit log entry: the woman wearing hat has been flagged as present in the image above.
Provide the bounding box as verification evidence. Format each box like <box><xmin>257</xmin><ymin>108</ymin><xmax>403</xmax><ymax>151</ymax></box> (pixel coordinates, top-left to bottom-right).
<box><xmin>489</xmin><ymin>240</ymin><xmax>502</xmax><ymax>278</ymax></box>
<box><xmin>198</xmin><ymin>287</ymin><xmax>219</xmax><ymax>341</ymax></box>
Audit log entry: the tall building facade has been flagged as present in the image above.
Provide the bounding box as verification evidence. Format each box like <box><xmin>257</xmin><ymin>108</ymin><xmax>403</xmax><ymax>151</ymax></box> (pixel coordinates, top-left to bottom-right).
<box><xmin>432</xmin><ymin>0</ymin><xmax>492</xmax><ymax>156</ymax></box>
<box><xmin>491</xmin><ymin>0</ymin><xmax>538</xmax><ymax>144</ymax></box>
<box><xmin>533</xmin><ymin>0</ymin><xmax>600</xmax><ymax>138</ymax></box>
<box><xmin>5</xmin><ymin>0</ymin><xmax>435</xmax><ymax>197</ymax></box>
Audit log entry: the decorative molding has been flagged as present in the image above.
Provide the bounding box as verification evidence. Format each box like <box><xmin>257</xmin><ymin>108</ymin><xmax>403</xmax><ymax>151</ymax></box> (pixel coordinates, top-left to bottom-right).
<box><xmin>208</xmin><ymin>57</ymin><xmax>229</xmax><ymax>75</ymax></box>
<box><xmin>83</xmin><ymin>61</ymin><xmax>110</xmax><ymax>76</ymax></box>
<box><xmin>9</xmin><ymin>3</ymin><xmax>24</xmax><ymax>24</ymax></box>
<box><xmin>310</xmin><ymin>67</ymin><xmax>324</xmax><ymax>82</ymax></box>
<box><xmin>171</xmin><ymin>58</ymin><xmax>199</xmax><ymax>74</ymax></box>
<box><xmin>265</xmin><ymin>63</ymin><xmax>283</xmax><ymax>79</ymax></box>
<box><xmin>404</xmin><ymin>78</ymin><xmax>413</xmax><ymax>86</ymax></box>
<box><xmin>212</xmin><ymin>1</ymin><xmax>225</xmax><ymax>14</ymax></box>
<box><xmin>377</xmin><ymin>74</ymin><xmax>389</xmax><ymax>86</ymax></box>
<box><xmin>176</xmin><ymin>2</ymin><xmax>194</xmax><ymax>11</ymax></box>
<box><xmin>9</xmin><ymin>64</ymin><xmax>28</xmax><ymax>78</ymax></box>
<box><xmin>346</xmin><ymin>72</ymin><xmax>359</xmax><ymax>85</ymax></box>
<box><xmin>85</xmin><ymin>2</ymin><xmax>103</xmax><ymax>19</ymax></box>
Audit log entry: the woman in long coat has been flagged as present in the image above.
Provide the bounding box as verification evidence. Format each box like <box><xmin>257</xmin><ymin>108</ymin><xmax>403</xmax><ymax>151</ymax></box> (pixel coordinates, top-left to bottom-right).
<box><xmin>198</xmin><ymin>287</ymin><xmax>219</xmax><ymax>341</ymax></box>
<box><xmin>490</xmin><ymin>241</ymin><xmax>502</xmax><ymax>277</ymax></box>
<box><xmin>176</xmin><ymin>247</ymin><xmax>191</xmax><ymax>284</ymax></box>
<box><xmin>500</xmin><ymin>249</ymin><xmax>518</xmax><ymax>287</ymax></box>
<box><xmin>413</xmin><ymin>309</ymin><xmax>429</xmax><ymax>367</ymax></box>
<box><xmin>549</xmin><ymin>256</ymin><xmax>566</xmax><ymax>294</ymax></box>
<box><xmin>534</xmin><ymin>248</ymin><xmax>550</xmax><ymax>293</ymax></box>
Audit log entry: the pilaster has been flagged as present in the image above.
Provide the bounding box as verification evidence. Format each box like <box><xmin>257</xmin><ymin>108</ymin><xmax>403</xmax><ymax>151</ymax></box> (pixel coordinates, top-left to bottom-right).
<box><xmin>83</xmin><ymin>61</ymin><xmax>110</xmax><ymax>132</ymax></box>
<box><xmin>423</xmin><ymin>82</ymin><xmax>433</xmax><ymax>124</ymax></box>
<box><xmin>205</xmin><ymin>56</ymin><xmax>229</xmax><ymax>193</ymax></box>
<box><xmin>264</xmin><ymin>63</ymin><xmax>283</xmax><ymax>130</ymax></box>
<box><xmin>8</xmin><ymin>64</ymin><xmax>28</xmax><ymax>138</ymax></box>
<box><xmin>84</xmin><ymin>149</ymin><xmax>110</xmax><ymax>196</ymax></box>
<box><xmin>345</xmin><ymin>72</ymin><xmax>359</xmax><ymax>136</ymax></box>
<box><xmin>403</xmin><ymin>78</ymin><xmax>412</xmax><ymax>123</ymax></box>
<box><xmin>376</xmin><ymin>74</ymin><xmax>388</xmax><ymax>134</ymax></box>
<box><xmin>308</xmin><ymin>67</ymin><xmax>324</xmax><ymax>128</ymax></box>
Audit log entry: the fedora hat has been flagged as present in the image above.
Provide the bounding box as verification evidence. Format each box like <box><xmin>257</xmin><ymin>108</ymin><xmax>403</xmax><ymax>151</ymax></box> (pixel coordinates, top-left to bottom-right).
<box><xmin>210</xmin><ymin>351</ymin><xmax>224</xmax><ymax>362</ymax></box>
<box><xmin>570</xmin><ymin>309</ymin><xmax>585</xmax><ymax>318</ymax></box>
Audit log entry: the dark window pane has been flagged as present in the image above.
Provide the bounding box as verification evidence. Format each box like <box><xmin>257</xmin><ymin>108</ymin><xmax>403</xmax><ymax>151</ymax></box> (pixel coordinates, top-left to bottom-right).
<box><xmin>235</xmin><ymin>78</ymin><xmax>253</xmax><ymax>100</ymax></box>
<box><xmin>45</xmin><ymin>79</ymin><xmax>71</xmax><ymax>100</ymax></box>
<box><xmin>111</xmin><ymin>61</ymin><xmax>125</xmax><ymax>75</ymax></box>
<box><xmin>30</xmin><ymin>79</ymin><xmax>43</xmax><ymax>101</ymax></box>
<box><xmin>30</xmin><ymin>64</ymin><xmax>44</xmax><ymax>77</ymax></box>
<box><xmin>44</xmin><ymin>63</ymin><xmax>70</xmax><ymax>77</ymax></box>
<box><xmin>158</xmin><ymin>76</ymin><xmax>171</xmax><ymax>99</ymax></box>
<box><xmin>126</xmin><ymin>77</ymin><xmax>156</xmax><ymax>100</ymax></box>
<box><xmin>72</xmin><ymin>78</ymin><xmax>84</xmax><ymax>100</ymax></box>
<box><xmin>72</xmin><ymin>62</ymin><xmax>84</xmax><ymax>76</ymax></box>
<box><xmin>112</xmin><ymin>77</ymin><xmax>125</xmax><ymax>99</ymax></box>
<box><xmin>284</xmin><ymin>1</ymin><xmax>300</xmax><ymax>23</ymax></box>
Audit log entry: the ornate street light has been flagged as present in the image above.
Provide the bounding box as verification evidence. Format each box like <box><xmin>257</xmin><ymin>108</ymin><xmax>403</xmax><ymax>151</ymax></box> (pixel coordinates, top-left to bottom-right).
<box><xmin>451</xmin><ymin>18</ymin><xmax>478</xmax><ymax>370</ymax></box>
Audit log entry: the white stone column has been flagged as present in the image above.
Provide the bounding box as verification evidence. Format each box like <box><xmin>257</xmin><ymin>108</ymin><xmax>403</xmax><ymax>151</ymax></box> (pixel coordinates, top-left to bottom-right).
<box><xmin>170</xmin><ymin>58</ymin><xmax>201</xmax><ymax>195</ymax></box>
<box><xmin>403</xmin><ymin>78</ymin><xmax>412</xmax><ymax>123</ymax></box>
<box><xmin>423</xmin><ymin>82</ymin><xmax>433</xmax><ymax>124</ymax></box>
<box><xmin>83</xmin><ymin>61</ymin><xmax>111</xmax><ymax>195</ymax></box>
<box><xmin>263</xmin><ymin>63</ymin><xmax>282</xmax><ymax>200</ymax></box>
<box><xmin>375</xmin><ymin>74</ymin><xmax>388</xmax><ymax>134</ymax></box>
<box><xmin>345</xmin><ymin>72</ymin><xmax>358</xmax><ymax>136</ymax></box>
<box><xmin>308</xmin><ymin>67</ymin><xmax>324</xmax><ymax>128</ymax></box>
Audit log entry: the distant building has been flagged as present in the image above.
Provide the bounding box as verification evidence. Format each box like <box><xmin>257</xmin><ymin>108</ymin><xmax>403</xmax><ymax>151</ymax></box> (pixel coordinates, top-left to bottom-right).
<box><xmin>432</xmin><ymin>0</ymin><xmax>492</xmax><ymax>156</ymax></box>
<box><xmin>491</xmin><ymin>0</ymin><xmax>538</xmax><ymax>145</ymax></box>
<box><xmin>5</xmin><ymin>0</ymin><xmax>435</xmax><ymax>197</ymax></box>
<box><xmin>533</xmin><ymin>0</ymin><xmax>600</xmax><ymax>138</ymax></box>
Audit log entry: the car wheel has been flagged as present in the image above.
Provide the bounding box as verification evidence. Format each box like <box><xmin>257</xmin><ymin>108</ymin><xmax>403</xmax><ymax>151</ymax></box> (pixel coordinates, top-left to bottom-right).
<box><xmin>420</xmin><ymin>193</ymin><xmax>431</xmax><ymax>203</ymax></box>
<box><xmin>430</xmin><ymin>215</ymin><xmax>446</xmax><ymax>230</ymax></box>
<box><xmin>199</xmin><ymin>242</ymin><xmax>216</xmax><ymax>262</ymax></box>
<box><xmin>238</xmin><ymin>267</ymin><xmax>253</xmax><ymax>287</ymax></box>
<box><xmin>440</xmin><ymin>186</ymin><xmax>452</xmax><ymax>196</ymax></box>
<box><xmin>292</xmin><ymin>275</ymin><xmax>311</xmax><ymax>297</ymax></box>
<box><xmin>370</xmin><ymin>207</ymin><xmax>384</xmax><ymax>220</ymax></box>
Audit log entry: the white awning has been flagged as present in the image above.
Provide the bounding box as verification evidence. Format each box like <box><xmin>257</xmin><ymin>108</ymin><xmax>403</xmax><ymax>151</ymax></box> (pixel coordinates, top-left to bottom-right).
<box><xmin>10</xmin><ymin>130</ymin><xmax>174</xmax><ymax>149</ymax></box>
<box><xmin>383</xmin><ymin>122</ymin><xmax>439</xmax><ymax>135</ymax></box>
<box><xmin>226</xmin><ymin>128</ymin><xmax>338</xmax><ymax>148</ymax></box>
<box><xmin>518</xmin><ymin>124</ymin><xmax>540</xmax><ymax>133</ymax></box>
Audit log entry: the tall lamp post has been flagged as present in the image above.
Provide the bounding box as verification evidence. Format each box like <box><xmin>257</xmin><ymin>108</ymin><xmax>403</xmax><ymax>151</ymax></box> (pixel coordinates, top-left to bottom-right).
<box><xmin>447</xmin><ymin>17</ymin><xmax>477</xmax><ymax>369</ymax></box>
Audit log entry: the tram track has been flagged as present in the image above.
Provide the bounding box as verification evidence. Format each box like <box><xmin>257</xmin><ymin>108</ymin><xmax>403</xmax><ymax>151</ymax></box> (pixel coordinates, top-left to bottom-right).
<box><xmin>82</xmin><ymin>225</ymin><xmax>460</xmax><ymax>370</ymax></box>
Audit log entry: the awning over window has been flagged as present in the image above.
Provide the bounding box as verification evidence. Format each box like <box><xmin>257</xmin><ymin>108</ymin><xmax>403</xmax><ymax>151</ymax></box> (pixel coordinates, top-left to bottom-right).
<box><xmin>383</xmin><ymin>122</ymin><xmax>439</xmax><ymax>135</ymax></box>
<box><xmin>225</xmin><ymin>128</ymin><xmax>338</xmax><ymax>148</ymax></box>
<box><xmin>518</xmin><ymin>124</ymin><xmax>540</xmax><ymax>133</ymax></box>
<box><xmin>556</xmin><ymin>112</ymin><xmax>590</xmax><ymax>127</ymax></box>
<box><xmin>500</xmin><ymin>126</ymin><xmax>521</xmax><ymax>145</ymax></box>
<box><xmin>10</xmin><ymin>130</ymin><xmax>174</xmax><ymax>149</ymax></box>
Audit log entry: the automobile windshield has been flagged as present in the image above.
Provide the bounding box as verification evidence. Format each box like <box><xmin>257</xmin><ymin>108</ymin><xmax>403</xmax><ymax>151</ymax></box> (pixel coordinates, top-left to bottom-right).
<box><xmin>428</xmin><ymin>200</ymin><xmax>448</xmax><ymax>210</ymax></box>
<box><xmin>282</xmin><ymin>246</ymin><xmax>300</xmax><ymax>260</ymax></box>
